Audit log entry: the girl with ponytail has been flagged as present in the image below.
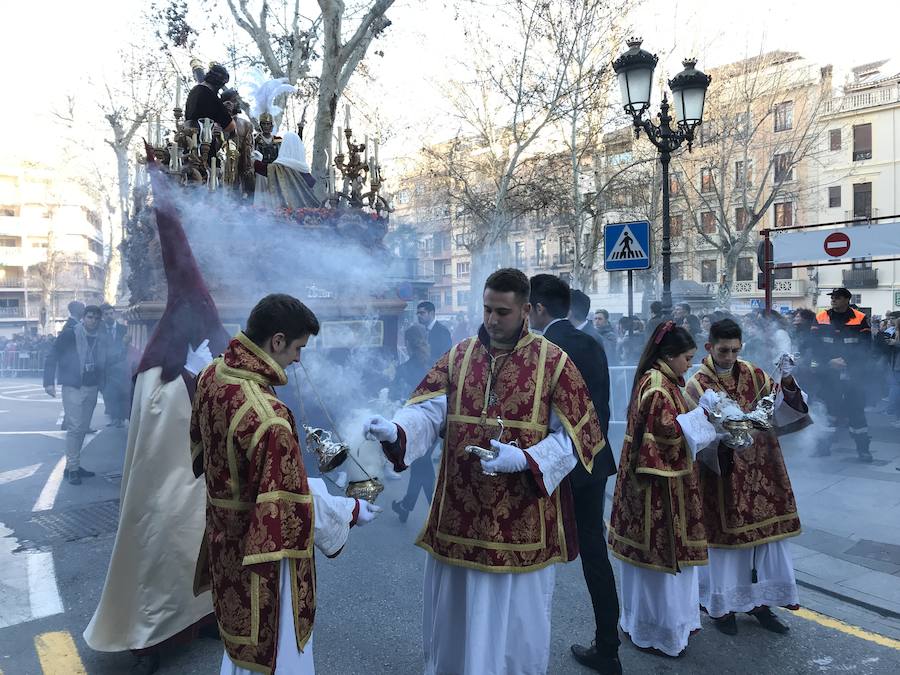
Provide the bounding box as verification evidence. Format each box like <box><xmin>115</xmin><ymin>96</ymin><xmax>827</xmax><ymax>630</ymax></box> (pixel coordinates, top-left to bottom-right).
<box><xmin>608</xmin><ymin>321</ymin><xmax>709</xmax><ymax>657</ymax></box>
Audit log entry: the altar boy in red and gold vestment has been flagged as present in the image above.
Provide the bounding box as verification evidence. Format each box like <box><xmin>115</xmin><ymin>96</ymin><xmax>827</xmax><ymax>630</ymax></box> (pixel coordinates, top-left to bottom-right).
<box><xmin>191</xmin><ymin>294</ymin><xmax>381</xmax><ymax>675</ymax></box>
<box><xmin>608</xmin><ymin>323</ymin><xmax>710</xmax><ymax>657</ymax></box>
<box><xmin>364</xmin><ymin>268</ymin><xmax>606</xmax><ymax>675</ymax></box>
<box><xmin>684</xmin><ymin>318</ymin><xmax>809</xmax><ymax>637</ymax></box>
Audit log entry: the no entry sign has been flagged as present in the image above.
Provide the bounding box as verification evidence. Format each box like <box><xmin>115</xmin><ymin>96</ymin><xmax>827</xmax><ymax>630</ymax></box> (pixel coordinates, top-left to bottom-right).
<box><xmin>823</xmin><ymin>232</ymin><xmax>851</xmax><ymax>257</ymax></box>
<box><xmin>771</xmin><ymin>221</ymin><xmax>900</xmax><ymax>263</ymax></box>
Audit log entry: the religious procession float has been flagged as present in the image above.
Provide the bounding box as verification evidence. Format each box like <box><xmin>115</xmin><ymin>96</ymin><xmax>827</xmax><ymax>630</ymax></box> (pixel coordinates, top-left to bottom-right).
<box><xmin>123</xmin><ymin>60</ymin><xmax>417</xmax><ymax>501</ymax></box>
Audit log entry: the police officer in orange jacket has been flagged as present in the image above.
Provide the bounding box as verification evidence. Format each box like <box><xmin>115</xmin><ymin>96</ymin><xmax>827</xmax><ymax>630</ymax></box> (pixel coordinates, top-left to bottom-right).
<box><xmin>811</xmin><ymin>287</ymin><xmax>873</xmax><ymax>462</ymax></box>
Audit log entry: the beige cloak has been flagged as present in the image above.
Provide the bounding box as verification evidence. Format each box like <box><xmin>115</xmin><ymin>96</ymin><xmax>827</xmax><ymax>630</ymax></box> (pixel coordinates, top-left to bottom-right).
<box><xmin>84</xmin><ymin>367</ymin><xmax>212</xmax><ymax>651</ymax></box>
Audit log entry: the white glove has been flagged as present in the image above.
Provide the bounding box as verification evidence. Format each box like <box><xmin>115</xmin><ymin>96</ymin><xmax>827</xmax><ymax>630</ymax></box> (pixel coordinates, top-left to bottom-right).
<box><xmin>482</xmin><ymin>440</ymin><xmax>528</xmax><ymax>474</ymax></box>
<box><xmin>251</xmin><ymin>150</ymin><xmax>263</xmax><ymax>162</ymax></box>
<box><xmin>363</xmin><ymin>415</ymin><xmax>398</xmax><ymax>443</ymax></box>
<box><xmin>355</xmin><ymin>499</ymin><xmax>382</xmax><ymax>525</ymax></box>
<box><xmin>698</xmin><ymin>389</ymin><xmax>721</xmax><ymax>413</ymax></box>
<box><xmin>184</xmin><ymin>339</ymin><xmax>213</xmax><ymax>375</ymax></box>
<box><xmin>776</xmin><ymin>353</ymin><xmax>796</xmax><ymax>377</ymax></box>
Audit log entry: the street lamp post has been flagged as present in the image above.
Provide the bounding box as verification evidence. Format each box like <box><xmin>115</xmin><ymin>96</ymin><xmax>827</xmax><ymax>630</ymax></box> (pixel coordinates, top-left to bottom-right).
<box><xmin>613</xmin><ymin>38</ymin><xmax>711</xmax><ymax>317</ymax></box>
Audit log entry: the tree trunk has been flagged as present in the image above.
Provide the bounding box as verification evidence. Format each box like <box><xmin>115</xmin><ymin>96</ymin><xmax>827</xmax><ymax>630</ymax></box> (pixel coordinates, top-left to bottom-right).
<box><xmin>311</xmin><ymin>5</ymin><xmax>342</xmax><ymax>196</ymax></box>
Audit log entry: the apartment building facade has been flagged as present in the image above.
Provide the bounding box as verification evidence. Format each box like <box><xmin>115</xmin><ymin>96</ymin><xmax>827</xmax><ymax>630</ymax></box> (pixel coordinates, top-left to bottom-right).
<box><xmin>808</xmin><ymin>59</ymin><xmax>900</xmax><ymax>315</ymax></box>
<box><xmin>0</xmin><ymin>165</ymin><xmax>106</xmax><ymax>337</ymax></box>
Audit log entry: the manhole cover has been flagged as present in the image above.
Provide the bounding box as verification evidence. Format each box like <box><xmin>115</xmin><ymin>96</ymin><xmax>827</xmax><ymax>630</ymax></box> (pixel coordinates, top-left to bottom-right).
<box><xmin>845</xmin><ymin>539</ymin><xmax>900</xmax><ymax>566</ymax></box>
<box><xmin>28</xmin><ymin>499</ymin><xmax>120</xmax><ymax>544</ymax></box>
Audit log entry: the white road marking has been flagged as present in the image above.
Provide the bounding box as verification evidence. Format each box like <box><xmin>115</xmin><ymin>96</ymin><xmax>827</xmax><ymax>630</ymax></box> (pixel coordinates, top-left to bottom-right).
<box><xmin>0</xmin><ymin>464</ymin><xmax>41</xmax><ymax>485</ymax></box>
<box><xmin>32</xmin><ymin>457</ymin><xmax>66</xmax><ymax>512</ymax></box>
<box><xmin>0</xmin><ymin>431</ymin><xmax>68</xmax><ymax>436</ymax></box>
<box><xmin>27</xmin><ymin>551</ymin><xmax>63</xmax><ymax>619</ymax></box>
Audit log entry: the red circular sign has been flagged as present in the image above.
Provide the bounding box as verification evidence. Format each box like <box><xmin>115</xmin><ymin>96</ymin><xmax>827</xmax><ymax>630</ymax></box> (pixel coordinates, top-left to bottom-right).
<box><xmin>824</xmin><ymin>232</ymin><xmax>851</xmax><ymax>257</ymax></box>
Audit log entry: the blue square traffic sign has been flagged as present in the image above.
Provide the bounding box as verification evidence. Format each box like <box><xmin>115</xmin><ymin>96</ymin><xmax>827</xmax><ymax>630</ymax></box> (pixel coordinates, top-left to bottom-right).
<box><xmin>604</xmin><ymin>221</ymin><xmax>651</xmax><ymax>271</ymax></box>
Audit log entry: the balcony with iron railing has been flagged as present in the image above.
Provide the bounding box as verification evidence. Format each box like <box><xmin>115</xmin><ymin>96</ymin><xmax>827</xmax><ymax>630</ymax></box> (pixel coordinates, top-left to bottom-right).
<box><xmin>822</xmin><ymin>85</ymin><xmax>900</xmax><ymax>115</ymax></box>
<box><xmin>728</xmin><ymin>278</ymin><xmax>808</xmax><ymax>297</ymax></box>
<box><xmin>842</xmin><ymin>268</ymin><xmax>878</xmax><ymax>288</ymax></box>
<box><xmin>844</xmin><ymin>208</ymin><xmax>879</xmax><ymax>224</ymax></box>
<box><xmin>0</xmin><ymin>306</ymin><xmax>25</xmax><ymax>319</ymax></box>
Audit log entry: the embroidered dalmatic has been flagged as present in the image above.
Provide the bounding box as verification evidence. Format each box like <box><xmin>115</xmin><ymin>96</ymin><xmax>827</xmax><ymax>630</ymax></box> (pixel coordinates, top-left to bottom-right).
<box><xmin>385</xmin><ymin>325</ymin><xmax>605</xmax><ymax>674</ymax></box>
<box><xmin>608</xmin><ymin>361</ymin><xmax>708</xmax><ymax>573</ymax></box>
<box><xmin>392</xmin><ymin>327</ymin><xmax>606</xmax><ymax>571</ymax></box>
<box><xmin>684</xmin><ymin>357</ymin><xmax>802</xmax><ymax>549</ymax></box>
<box><xmin>191</xmin><ymin>332</ymin><xmax>355</xmax><ymax>674</ymax></box>
<box><xmin>607</xmin><ymin>360</ymin><xmax>708</xmax><ymax>656</ymax></box>
<box><xmin>684</xmin><ymin>356</ymin><xmax>806</xmax><ymax>618</ymax></box>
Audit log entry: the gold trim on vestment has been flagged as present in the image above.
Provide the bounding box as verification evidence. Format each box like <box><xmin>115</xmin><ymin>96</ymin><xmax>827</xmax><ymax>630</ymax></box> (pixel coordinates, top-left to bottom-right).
<box><xmin>225</xmin><ymin>656</ymin><xmax>270</xmax><ymax>674</ymax></box>
<box><xmin>552</xmin><ymin>403</ymin><xmax>599</xmax><ymax>474</ymax></box>
<box><xmin>209</xmin><ymin>495</ymin><xmax>253</xmax><ymax>510</ymax></box>
<box><xmin>708</xmin><ymin>528</ymin><xmax>802</xmax><ymax>549</ymax></box>
<box><xmin>220</xmin><ymin>572</ymin><xmax>260</xmax><ymax>645</ymax></box>
<box><xmin>416</xmin><ymin>542</ymin><xmax>567</xmax><ymax>574</ymax></box>
<box><xmin>235</xmin><ymin>331</ymin><xmax>288</xmax><ymax>386</ymax></box>
<box><xmin>677</xmin><ymin>476</ymin><xmax>708</xmax><ymax>548</ymax></box>
<box><xmin>406</xmin><ymin>389</ymin><xmax>447</xmax><ymax>406</ymax></box>
<box><xmin>609</xmin><ymin>548</ymin><xmax>708</xmax><ymax>574</ymax></box>
<box><xmin>242</xmin><ymin>547</ymin><xmax>313</xmax><ymax>565</ymax></box>
<box><xmin>636</xmin><ymin>466</ymin><xmax>693</xmax><ymax>478</ymax></box>
<box><xmin>434</xmin><ymin>497</ymin><xmax>547</xmax><ymax>551</ymax></box>
<box><xmin>716</xmin><ymin>476</ymin><xmax>800</xmax><ymax>535</ymax></box>
<box><xmin>456</xmin><ymin>338</ymin><xmax>477</xmax><ymax>415</ymax></box>
<box><xmin>446</xmin><ymin>414</ymin><xmax>547</xmax><ymax>432</ymax></box>
<box><xmin>549</xmin><ymin>353</ymin><xmax>567</xmax><ymax>391</ymax></box>
<box><xmin>289</xmin><ymin>559</ymin><xmax>313</xmax><ymax>652</ymax></box>
<box><xmin>530</xmin><ymin>338</ymin><xmax>550</xmax><ymax>424</ymax></box>
<box><xmin>256</xmin><ymin>490</ymin><xmax>313</xmax><ymax>504</ymax></box>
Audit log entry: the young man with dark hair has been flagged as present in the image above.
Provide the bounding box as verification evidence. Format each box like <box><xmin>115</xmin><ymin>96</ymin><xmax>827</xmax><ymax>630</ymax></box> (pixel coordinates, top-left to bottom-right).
<box><xmin>569</xmin><ymin>289</ymin><xmax>603</xmax><ymax>344</ymax></box>
<box><xmin>99</xmin><ymin>303</ymin><xmax>129</xmax><ymax>427</ymax></box>
<box><xmin>191</xmin><ymin>293</ymin><xmax>379</xmax><ymax>674</ymax></box>
<box><xmin>44</xmin><ymin>304</ymin><xmax>108</xmax><ymax>484</ymax></box>
<box><xmin>530</xmin><ymin>275</ymin><xmax>621</xmax><ymax>675</ymax></box>
<box><xmin>685</xmin><ymin>318</ymin><xmax>810</xmax><ymax>637</ymax></box>
<box><xmin>364</xmin><ymin>268</ymin><xmax>606</xmax><ymax>675</ymax></box>
<box><xmin>416</xmin><ymin>300</ymin><xmax>452</xmax><ymax>361</ymax></box>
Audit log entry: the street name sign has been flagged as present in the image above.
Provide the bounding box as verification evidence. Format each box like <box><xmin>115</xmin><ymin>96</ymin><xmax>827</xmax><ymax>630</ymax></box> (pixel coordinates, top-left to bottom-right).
<box><xmin>771</xmin><ymin>221</ymin><xmax>900</xmax><ymax>263</ymax></box>
<box><xmin>604</xmin><ymin>220</ymin><xmax>651</xmax><ymax>271</ymax></box>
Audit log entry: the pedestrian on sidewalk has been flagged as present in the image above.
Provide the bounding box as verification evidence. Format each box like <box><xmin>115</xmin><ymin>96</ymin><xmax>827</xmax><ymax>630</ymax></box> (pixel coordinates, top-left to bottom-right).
<box><xmin>390</xmin><ymin>323</ymin><xmax>436</xmax><ymax>523</ymax></box>
<box><xmin>43</xmin><ymin>304</ymin><xmax>108</xmax><ymax>485</ymax></box>
<box><xmin>685</xmin><ymin>319</ymin><xmax>810</xmax><ymax>637</ymax></box>
<box><xmin>883</xmin><ymin>316</ymin><xmax>900</xmax><ymax>426</ymax></box>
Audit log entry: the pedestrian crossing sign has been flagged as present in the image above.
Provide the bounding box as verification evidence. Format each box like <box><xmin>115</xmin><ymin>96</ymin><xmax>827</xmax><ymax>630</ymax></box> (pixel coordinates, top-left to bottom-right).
<box><xmin>604</xmin><ymin>221</ymin><xmax>651</xmax><ymax>271</ymax></box>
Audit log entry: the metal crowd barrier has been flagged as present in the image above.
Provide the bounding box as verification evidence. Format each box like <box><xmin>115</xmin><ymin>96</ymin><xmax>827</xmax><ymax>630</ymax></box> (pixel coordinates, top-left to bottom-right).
<box><xmin>0</xmin><ymin>350</ymin><xmax>48</xmax><ymax>377</ymax></box>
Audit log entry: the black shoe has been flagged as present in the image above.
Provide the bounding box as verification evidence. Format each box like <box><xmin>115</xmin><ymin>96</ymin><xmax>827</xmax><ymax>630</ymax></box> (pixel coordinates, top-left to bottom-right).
<box><xmin>392</xmin><ymin>500</ymin><xmax>410</xmax><ymax>524</ymax></box>
<box><xmin>570</xmin><ymin>644</ymin><xmax>622</xmax><ymax>675</ymax></box>
<box><xmin>68</xmin><ymin>473</ymin><xmax>82</xmax><ymax>485</ymax></box>
<box><xmin>130</xmin><ymin>652</ymin><xmax>160</xmax><ymax>675</ymax></box>
<box><xmin>713</xmin><ymin>613</ymin><xmax>738</xmax><ymax>635</ymax></box>
<box><xmin>749</xmin><ymin>607</ymin><xmax>789</xmax><ymax>634</ymax></box>
<box><xmin>65</xmin><ymin>467</ymin><xmax>95</xmax><ymax>479</ymax></box>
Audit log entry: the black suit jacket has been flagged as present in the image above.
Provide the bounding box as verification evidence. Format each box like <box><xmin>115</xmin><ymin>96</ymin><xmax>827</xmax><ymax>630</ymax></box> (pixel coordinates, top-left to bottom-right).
<box><xmin>427</xmin><ymin>321</ymin><xmax>453</xmax><ymax>361</ymax></box>
<box><xmin>544</xmin><ymin>319</ymin><xmax>617</xmax><ymax>481</ymax></box>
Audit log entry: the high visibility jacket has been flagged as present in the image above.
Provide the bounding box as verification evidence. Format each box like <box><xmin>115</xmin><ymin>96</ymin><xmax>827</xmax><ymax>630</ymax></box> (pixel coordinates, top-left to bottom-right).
<box><xmin>812</xmin><ymin>307</ymin><xmax>871</xmax><ymax>369</ymax></box>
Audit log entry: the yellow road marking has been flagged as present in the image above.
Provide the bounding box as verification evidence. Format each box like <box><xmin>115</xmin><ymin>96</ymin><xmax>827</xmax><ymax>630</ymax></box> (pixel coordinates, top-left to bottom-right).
<box><xmin>794</xmin><ymin>608</ymin><xmax>900</xmax><ymax>651</ymax></box>
<box><xmin>34</xmin><ymin>631</ymin><xmax>87</xmax><ymax>675</ymax></box>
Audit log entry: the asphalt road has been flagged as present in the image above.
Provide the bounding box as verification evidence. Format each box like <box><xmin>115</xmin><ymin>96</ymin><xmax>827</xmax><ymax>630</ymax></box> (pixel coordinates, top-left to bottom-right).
<box><xmin>0</xmin><ymin>377</ymin><xmax>898</xmax><ymax>674</ymax></box>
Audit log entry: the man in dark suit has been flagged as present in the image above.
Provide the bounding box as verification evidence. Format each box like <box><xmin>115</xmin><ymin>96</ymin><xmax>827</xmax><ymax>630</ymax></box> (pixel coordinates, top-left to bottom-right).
<box><xmin>530</xmin><ymin>275</ymin><xmax>621</xmax><ymax>675</ymax></box>
<box><xmin>62</xmin><ymin>300</ymin><xmax>85</xmax><ymax>333</ymax></box>
<box><xmin>416</xmin><ymin>301</ymin><xmax>452</xmax><ymax>362</ymax></box>
<box><xmin>569</xmin><ymin>289</ymin><xmax>603</xmax><ymax>343</ymax></box>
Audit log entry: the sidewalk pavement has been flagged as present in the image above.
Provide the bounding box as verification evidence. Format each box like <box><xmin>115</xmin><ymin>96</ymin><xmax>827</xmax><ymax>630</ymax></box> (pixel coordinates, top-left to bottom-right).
<box><xmin>781</xmin><ymin>406</ymin><xmax>900</xmax><ymax>620</ymax></box>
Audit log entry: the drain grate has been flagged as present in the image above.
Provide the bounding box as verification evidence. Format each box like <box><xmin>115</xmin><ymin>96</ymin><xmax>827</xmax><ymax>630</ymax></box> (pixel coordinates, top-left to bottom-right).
<box><xmin>29</xmin><ymin>499</ymin><xmax>120</xmax><ymax>543</ymax></box>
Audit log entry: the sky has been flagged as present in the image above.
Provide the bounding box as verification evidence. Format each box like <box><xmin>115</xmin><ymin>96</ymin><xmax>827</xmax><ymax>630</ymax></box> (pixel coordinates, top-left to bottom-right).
<box><xmin>1</xmin><ymin>0</ymin><xmax>896</xmax><ymax>171</ymax></box>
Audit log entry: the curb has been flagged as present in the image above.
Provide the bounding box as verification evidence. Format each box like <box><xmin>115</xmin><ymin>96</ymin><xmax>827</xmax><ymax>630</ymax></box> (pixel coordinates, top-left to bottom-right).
<box><xmin>795</xmin><ymin>570</ymin><xmax>900</xmax><ymax>620</ymax></box>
